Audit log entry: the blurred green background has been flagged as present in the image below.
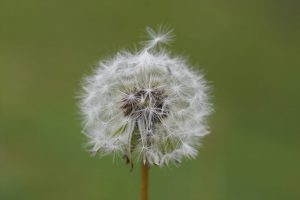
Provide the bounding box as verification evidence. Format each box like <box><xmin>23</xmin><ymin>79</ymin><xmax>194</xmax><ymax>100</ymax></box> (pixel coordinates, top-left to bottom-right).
<box><xmin>1</xmin><ymin>0</ymin><xmax>299</xmax><ymax>199</ymax></box>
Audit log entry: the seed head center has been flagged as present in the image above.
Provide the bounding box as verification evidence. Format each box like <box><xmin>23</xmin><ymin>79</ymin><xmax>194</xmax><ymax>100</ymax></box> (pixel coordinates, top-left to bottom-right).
<box><xmin>121</xmin><ymin>88</ymin><xmax>169</xmax><ymax>122</ymax></box>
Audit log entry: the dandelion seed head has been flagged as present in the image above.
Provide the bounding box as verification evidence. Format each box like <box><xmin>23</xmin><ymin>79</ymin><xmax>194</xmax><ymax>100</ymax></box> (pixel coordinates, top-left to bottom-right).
<box><xmin>79</xmin><ymin>27</ymin><xmax>212</xmax><ymax>167</ymax></box>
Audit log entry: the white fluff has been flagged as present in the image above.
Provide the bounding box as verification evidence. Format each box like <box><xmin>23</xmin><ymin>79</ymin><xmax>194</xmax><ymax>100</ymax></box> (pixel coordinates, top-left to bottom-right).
<box><xmin>79</xmin><ymin>27</ymin><xmax>212</xmax><ymax>166</ymax></box>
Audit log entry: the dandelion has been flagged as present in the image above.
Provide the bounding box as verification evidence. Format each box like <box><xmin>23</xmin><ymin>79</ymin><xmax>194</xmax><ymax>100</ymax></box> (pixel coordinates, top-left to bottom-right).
<box><xmin>79</xmin><ymin>26</ymin><xmax>212</xmax><ymax>200</ymax></box>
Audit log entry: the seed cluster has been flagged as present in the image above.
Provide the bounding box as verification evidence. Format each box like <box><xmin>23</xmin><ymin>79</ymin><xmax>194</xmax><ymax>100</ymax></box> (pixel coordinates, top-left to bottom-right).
<box><xmin>80</xmin><ymin>27</ymin><xmax>212</xmax><ymax>166</ymax></box>
<box><xmin>121</xmin><ymin>88</ymin><xmax>169</xmax><ymax>123</ymax></box>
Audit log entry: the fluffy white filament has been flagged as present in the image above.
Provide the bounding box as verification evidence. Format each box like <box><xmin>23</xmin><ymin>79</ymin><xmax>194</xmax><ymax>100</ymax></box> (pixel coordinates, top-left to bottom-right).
<box><xmin>79</xmin><ymin>27</ymin><xmax>212</xmax><ymax>166</ymax></box>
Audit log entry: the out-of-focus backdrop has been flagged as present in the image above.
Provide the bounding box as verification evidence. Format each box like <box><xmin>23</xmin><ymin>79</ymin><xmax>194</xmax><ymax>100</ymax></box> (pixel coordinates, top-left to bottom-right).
<box><xmin>1</xmin><ymin>0</ymin><xmax>299</xmax><ymax>200</ymax></box>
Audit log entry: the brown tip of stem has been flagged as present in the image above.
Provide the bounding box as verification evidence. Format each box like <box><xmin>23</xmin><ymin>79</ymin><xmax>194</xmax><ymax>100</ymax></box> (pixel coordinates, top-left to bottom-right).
<box><xmin>141</xmin><ymin>161</ymin><xmax>149</xmax><ymax>200</ymax></box>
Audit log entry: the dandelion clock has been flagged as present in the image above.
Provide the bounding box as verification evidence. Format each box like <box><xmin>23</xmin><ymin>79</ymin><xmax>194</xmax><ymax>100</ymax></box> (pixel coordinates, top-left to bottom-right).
<box><xmin>79</xmin><ymin>27</ymin><xmax>212</xmax><ymax>200</ymax></box>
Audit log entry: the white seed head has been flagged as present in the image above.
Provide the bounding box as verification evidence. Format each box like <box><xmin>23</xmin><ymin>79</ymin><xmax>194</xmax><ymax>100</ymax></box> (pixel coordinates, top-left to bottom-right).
<box><xmin>79</xmin><ymin>27</ymin><xmax>213</xmax><ymax>167</ymax></box>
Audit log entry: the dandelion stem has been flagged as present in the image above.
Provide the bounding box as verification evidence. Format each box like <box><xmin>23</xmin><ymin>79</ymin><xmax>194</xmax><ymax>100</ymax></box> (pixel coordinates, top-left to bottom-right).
<box><xmin>141</xmin><ymin>161</ymin><xmax>149</xmax><ymax>200</ymax></box>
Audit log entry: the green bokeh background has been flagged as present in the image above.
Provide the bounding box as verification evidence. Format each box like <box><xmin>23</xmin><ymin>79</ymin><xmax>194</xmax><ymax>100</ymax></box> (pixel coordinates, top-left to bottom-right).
<box><xmin>1</xmin><ymin>0</ymin><xmax>299</xmax><ymax>200</ymax></box>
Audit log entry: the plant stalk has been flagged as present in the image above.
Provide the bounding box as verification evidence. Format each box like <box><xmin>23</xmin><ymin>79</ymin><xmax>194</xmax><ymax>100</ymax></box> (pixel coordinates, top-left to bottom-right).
<box><xmin>141</xmin><ymin>161</ymin><xmax>149</xmax><ymax>200</ymax></box>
